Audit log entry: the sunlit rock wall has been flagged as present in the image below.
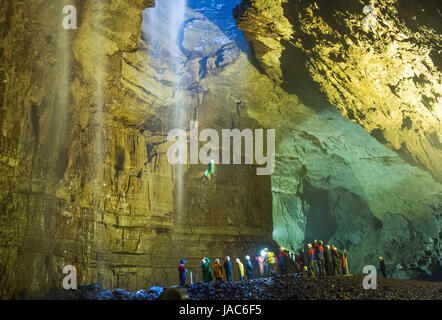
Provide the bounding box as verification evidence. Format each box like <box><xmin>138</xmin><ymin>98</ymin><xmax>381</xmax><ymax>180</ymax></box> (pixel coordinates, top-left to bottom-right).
<box><xmin>0</xmin><ymin>0</ymin><xmax>274</xmax><ymax>298</ymax></box>
<box><xmin>1</xmin><ymin>0</ymin><xmax>441</xmax><ymax>300</ymax></box>
<box><xmin>235</xmin><ymin>0</ymin><xmax>441</xmax><ymax>182</ymax></box>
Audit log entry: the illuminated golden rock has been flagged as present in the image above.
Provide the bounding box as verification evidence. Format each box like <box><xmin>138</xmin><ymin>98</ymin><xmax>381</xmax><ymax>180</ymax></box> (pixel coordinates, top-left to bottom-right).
<box><xmin>235</xmin><ymin>0</ymin><xmax>442</xmax><ymax>182</ymax></box>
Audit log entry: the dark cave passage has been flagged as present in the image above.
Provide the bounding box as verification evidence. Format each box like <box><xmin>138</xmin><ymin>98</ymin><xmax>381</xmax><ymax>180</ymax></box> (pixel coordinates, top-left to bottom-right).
<box><xmin>303</xmin><ymin>185</ymin><xmax>337</xmax><ymax>244</ymax></box>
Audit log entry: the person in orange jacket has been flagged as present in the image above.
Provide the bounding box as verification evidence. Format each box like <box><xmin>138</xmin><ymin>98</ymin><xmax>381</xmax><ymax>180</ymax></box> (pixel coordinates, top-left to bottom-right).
<box><xmin>213</xmin><ymin>259</ymin><xmax>223</xmax><ymax>283</ymax></box>
<box><xmin>341</xmin><ymin>250</ymin><xmax>350</xmax><ymax>275</ymax></box>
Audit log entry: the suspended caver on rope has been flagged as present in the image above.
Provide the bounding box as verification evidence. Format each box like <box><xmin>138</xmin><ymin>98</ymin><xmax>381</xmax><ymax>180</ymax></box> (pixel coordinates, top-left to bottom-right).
<box><xmin>204</xmin><ymin>158</ymin><xmax>215</xmax><ymax>180</ymax></box>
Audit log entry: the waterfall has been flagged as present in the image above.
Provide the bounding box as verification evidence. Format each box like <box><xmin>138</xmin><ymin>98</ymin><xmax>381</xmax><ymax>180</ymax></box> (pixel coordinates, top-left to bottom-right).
<box><xmin>88</xmin><ymin>0</ymin><xmax>108</xmax><ymax>288</ymax></box>
<box><xmin>144</xmin><ymin>0</ymin><xmax>188</xmax><ymax>216</ymax></box>
<box><xmin>55</xmin><ymin>1</ymin><xmax>71</xmax><ymax>147</ymax></box>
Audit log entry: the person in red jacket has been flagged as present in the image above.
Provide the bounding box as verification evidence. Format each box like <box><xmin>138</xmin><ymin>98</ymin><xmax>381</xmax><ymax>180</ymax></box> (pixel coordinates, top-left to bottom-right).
<box><xmin>312</xmin><ymin>240</ymin><xmax>319</xmax><ymax>274</ymax></box>
<box><xmin>317</xmin><ymin>240</ymin><xmax>325</xmax><ymax>276</ymax></box>
<box><xmin>341</xmin><ymin>250</ymin><xmax>349</xmax><ymax>275</ymax></box>
<box><xmin>178</xmin><ymin>259</ymin><xmax>188</xmax><ymax>287</ymax></box>
<box><xmin>278</xmin><ymin>247</ymin><xmax>289</xmax><ymax>275</ymax></box>
<box><xmin>312</xmin><ymin>240</ymin><xmax>318</xmax><ymax>252</ymax></box>
<box><xmin>307</xmin><ymin>244</ymin><xmax>315</xmax><ymax>277</ymax></box>
<box><xmin>296</xmin><ymin>249</ymin><xmax>305</xmax><ymax>273</ymax></box>
<box><xmin>255</xmin><ymin>255</ymin><xmax>265</xmax><ymax>278</ymax></box>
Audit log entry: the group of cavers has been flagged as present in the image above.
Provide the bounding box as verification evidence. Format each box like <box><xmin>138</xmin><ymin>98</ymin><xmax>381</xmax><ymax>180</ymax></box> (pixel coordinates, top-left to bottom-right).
<box><xmin>177</xmin><ymin>241</ymin><xmax>352</xmax><ymax>286</ymax></box>
<box><xmin>178</xmin><ymin>256</ymin><xmax>255</xmax><ymax>286</ymax></box>
<box><xmin>297</xmin><ymin>240</ymin><xmax>350</xmax><ymax>277</ymax></box>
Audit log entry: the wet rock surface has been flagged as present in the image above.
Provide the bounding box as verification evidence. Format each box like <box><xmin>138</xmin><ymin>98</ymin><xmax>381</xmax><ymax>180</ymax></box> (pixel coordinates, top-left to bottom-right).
<box><xmin>34</xmin><ymin>275</ymin><xmax>442</xmax><ymax>300</ymax></box>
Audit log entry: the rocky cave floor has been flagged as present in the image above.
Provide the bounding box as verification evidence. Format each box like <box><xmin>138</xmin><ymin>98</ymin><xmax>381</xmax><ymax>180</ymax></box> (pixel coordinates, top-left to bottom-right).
<box><xmin>32</xmin><ymin>274</ymin><xmax>442</xmax><ymax>300</ymax></box>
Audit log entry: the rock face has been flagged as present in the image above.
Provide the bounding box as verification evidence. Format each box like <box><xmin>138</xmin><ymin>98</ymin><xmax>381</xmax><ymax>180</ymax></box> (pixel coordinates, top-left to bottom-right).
<box><xmin>0</xmin><ymin>0</ymin><xmax>441</xmax><ymax>299</ymax></box>
<box><xmin>235</xmin><ymin>0</ymin><xmax>442</xmax><ymax>182</ymax></box>
<box><xmin>0</xmin><ymin>0</ymin><xmax>274</xmax><ymax>298</ymax></box>
<box><xmin>272</xmin><ymin>110</ymin><xmax>441</xmax><ymax>279</ymax></box>
<box><xmin>234</xmin><ymin>0</ymin><xmax>441</xmax><ymax>280</ymax></box>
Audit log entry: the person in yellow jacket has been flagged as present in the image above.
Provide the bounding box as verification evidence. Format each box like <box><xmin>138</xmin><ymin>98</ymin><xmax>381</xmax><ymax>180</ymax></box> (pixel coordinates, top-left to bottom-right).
<box><xmin>267</xmin><ymin>250</ymin><xmax>275</xmax><ymax>276</ymax></box>
<box><xmin>235</xmin><ymin>258</ymin><xmax>245</xmax><ymax>281</ymax></box>
<box><xmin>261</xmin><ymin>247</ymin><xmax>275</xmax><ymax>277</ymax></box>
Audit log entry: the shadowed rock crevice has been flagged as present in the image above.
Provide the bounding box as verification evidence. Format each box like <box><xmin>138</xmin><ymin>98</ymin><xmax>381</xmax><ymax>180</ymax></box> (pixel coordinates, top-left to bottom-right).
<box><xmin>279</xmin><ymin>40</ymin><xmax>330</xmax><ymax>113</ymax></box>
<box><xmin>303</xmin><ymin>185</ymin><xmax>336</xmax><ymax>244</ymax></box>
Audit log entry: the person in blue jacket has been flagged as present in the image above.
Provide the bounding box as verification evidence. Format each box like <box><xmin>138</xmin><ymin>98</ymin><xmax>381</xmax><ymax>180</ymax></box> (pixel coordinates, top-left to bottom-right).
<box><xmin>278</xmin><ymin>247</ymin><xmax>289</xmax><ymax>275</ymax></box>
<box><xmin>245</xmin><ymin>255</ymin><xmax>253</xmax><ymax>280</ymax></box>
<box><xmin>223</xmin><ymin>256</ymin><xmax>233</xmax><ymax>282</ymax></box>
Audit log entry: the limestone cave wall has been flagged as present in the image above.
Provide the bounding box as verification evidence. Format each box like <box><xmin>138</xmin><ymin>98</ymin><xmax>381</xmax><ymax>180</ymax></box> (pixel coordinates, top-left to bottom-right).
<box><xmin>0</xmin><ymin>0</ymin><xmax>274</xmax><ymax>298</ymax></box>
<box><xmin>235</xmin><ymin>0</ymin><xmax>441</xmax><ymax>279</ymax></box>
<box><xmin>0</xmin><ymin>0</ymin><xmax>441</xmax><ymax>299</ymax></box>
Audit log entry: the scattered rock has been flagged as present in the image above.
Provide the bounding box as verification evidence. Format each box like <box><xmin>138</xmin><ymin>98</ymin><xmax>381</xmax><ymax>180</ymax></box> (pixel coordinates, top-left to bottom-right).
<box><xmin>148</xmin><ymin>286</ymin><xmax>164</xmax><ymax>296</ymax></box>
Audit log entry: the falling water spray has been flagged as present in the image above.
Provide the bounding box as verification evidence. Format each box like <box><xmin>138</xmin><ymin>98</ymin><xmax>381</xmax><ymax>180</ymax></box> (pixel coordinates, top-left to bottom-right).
<box><xmin>87</xmin><ymin>0</ymin><xmax>108</xmax><ymax>288</ymax></box>
<box><xmin>145</xmin><ymin>0</ymin><xmax>187</xmax><ymax>216</ymax></box>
